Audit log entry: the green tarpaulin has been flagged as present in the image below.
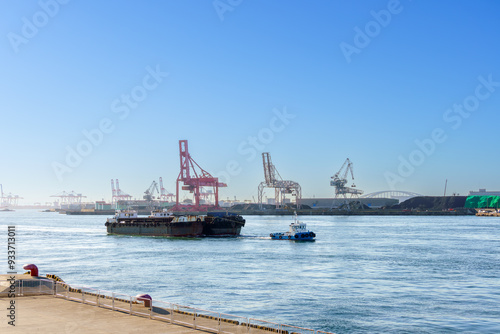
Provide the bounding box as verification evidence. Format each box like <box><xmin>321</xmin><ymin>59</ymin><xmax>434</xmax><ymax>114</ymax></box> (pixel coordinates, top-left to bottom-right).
<box><xmin>465</xmin><ymin>196</ymin><xmax>500</xmax><ymax>208</ymax></box>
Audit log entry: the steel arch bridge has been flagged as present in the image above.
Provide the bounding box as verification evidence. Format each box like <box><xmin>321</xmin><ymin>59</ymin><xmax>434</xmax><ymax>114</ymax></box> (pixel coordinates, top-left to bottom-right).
<box><xmin>361</xmin><ymin>190</ymin><xmax>422</xmax><ymax>202</ymax></box>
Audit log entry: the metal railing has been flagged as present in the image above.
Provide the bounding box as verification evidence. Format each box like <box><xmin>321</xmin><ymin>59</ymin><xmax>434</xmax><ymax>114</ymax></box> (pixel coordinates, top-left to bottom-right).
<box><xmin>1</xmin><ymin>278</ymin><xmax>334</xmax><ymax>334</ymax></box>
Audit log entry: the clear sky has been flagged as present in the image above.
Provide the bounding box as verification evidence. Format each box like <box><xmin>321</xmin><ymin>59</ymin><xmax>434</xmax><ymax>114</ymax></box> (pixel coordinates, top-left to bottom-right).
<box><xmin>1</xmin><ymin>0</ymin><xmax>500</xmax><ymax>204</ymax></box>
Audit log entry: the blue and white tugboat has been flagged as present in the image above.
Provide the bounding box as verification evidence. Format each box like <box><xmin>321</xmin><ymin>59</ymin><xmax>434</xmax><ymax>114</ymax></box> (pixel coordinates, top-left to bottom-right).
<box><xmin>270</xmin><ymin>212</ymin><xmax>316</xmax><ymax>241</ymax></box>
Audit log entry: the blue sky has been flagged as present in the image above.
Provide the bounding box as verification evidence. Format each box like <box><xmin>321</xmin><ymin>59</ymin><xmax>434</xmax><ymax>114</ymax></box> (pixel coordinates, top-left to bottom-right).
<box><xmin>1</xmin><ymin>0</ymin><xmax>500</xmax><ymax>204</ymax></box>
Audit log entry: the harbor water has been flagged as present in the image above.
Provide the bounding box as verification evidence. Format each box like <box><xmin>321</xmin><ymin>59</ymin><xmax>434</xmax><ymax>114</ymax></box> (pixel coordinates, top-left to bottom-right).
<box><xmin>1</xmin><ymin>210</ymin><xmax>499</xmax><ymax>333</ymax></box>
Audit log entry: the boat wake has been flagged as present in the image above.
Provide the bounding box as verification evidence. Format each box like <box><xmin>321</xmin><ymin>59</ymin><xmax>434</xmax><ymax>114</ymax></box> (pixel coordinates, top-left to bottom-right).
<box><xmin>237</xmin><ymin>235</ymin><xmax>271</xmax><ymax>240</ymax></box>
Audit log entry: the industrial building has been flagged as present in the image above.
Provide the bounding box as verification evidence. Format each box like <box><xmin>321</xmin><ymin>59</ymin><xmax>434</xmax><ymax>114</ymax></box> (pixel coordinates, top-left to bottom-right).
<box><xmin>468</xmin><ymin>189</ymin><xmax>500</xmax><ymax>196</ymax></box>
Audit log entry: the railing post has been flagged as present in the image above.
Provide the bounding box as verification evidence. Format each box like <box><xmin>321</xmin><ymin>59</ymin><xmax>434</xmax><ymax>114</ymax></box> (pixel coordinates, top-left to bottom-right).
<box><xmin>82</xmin><ymin>288</ymin><xmax>85</xmax><ymax>304</ymax></box>
<box><xmin>218</xmin><ymin>313</ymin><xmax>221</xmax><ymax>334</ymax></box>
<box><xmin>66</xmin><ymin>285</ymin><xmax>69</xmax><ymax>299</ymax></box>
<box><xmin>112</xmin><ymin>293</ymin><xmax>115</xmax><ymax>311</ymax></box>
<box><xmin>96</xmin><ymin>290</ymin><xmax>99</xmax><ymax>307</ymax></box>
<box><xmin>129</xmin><ymin>296</ymin><xmax>132</xmax><ymax>315</ymax></box>
<box><xmin>149</xmin><ymin>300</ymin><xmax>152</xmax><ymax>319</ymax></box>
<box><xmin>193</xmin><ymin>309</ymin><xmax>197</xmax><ymax>330</ymax></box>
<box><xmin>170</xmin><ymin>303</ymin><xmax>173</xmax><ymax>324</ymax></box>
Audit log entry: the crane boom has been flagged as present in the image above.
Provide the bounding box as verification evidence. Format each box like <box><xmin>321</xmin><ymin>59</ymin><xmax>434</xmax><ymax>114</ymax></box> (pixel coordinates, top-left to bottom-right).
<box><xmin>111</xmin><ymin>179</ymin><xmax>116</xmax><ymax>201</ymax></box>
<box><xmin>159</xmin><ymin>177</ymin><xmax>165</xmax><ymax>196</ymax></box>
<box><xmin>175</xmin><ymin>140</ymin><xmax>226</xmax><ymax>211</ymax></box>
<box><xmin>331</xmin><ymin>158</ymin><xmax>363</xmax><ymax>198</ymax></box>
<box><xmin>258</xmin><ymin>152</ymin><xmax>301</xmax><ymax>209</ymax></box>
<box><xmin>144</xmin><ymin>180</ymin><xmax>159</xmax><ymax>203</ymax></box>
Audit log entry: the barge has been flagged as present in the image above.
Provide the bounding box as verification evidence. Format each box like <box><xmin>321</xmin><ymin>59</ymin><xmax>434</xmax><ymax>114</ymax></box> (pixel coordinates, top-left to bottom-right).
<box><xmin>203</xmin><ymin>212</ymin><xmax>246</xmax><ymax>236</ymax></box>
<box><xmin>105</xmin><ymin>210</ymin><xmax>245</xmax><ymax>237</ymax></box>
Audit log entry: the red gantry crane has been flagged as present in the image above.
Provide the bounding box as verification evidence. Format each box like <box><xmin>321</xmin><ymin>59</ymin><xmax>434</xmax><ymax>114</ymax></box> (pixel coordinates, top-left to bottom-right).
<box><xmin>174</xmin><ymin>140</ymin><xmax>226</xmax><ymax>211</ymax></box>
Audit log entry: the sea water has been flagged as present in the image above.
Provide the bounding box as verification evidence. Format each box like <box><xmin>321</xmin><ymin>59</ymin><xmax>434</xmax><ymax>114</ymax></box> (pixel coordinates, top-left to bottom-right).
<box><xmin>1</xmin><ymin>210</ymin><xmax>499</xmax><ymax>333</ymax></box>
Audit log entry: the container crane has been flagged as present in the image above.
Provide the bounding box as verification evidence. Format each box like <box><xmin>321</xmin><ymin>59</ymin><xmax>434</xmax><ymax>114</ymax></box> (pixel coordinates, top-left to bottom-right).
<box><xmin>174</xmin><ymin>140</ymin><xmax>226</xmax><ymax>211</ymax></box>
<box><xmin>330</xmin><ymin>158</ymin><xmax>364</xmax><ymax>199</ymax></box>
<box><xmin>199</xmin><ymin>187</ymin><xmax>214</xmax><ymax>203</ymax></box>
<box><xmin>159</xmin><ymin>177</ymin><xmax>175</xmax><ymax>202</ymax></box>
<box><xmin>0</xmin><ymin>184</ymin><xmax>23</xmax><ymax>207</ymax></box>
<box><xmin>111</xmin><ymin>179</ymin><xmax>132</xmax><ymax>203</ymax></box>
<box><xmin>50</xmin><ymin>191</ymin><xmax>86</xmax><ymax>205</ymax></box>
<box><xmin>111</xmin><ymin>179</ymin><xmax>117</xmax><ymax>202</ymax></box>
<box><xmin>257</xmin><ymin>152</ymin><xmax>301</xmax><ymax>210</ymax></box>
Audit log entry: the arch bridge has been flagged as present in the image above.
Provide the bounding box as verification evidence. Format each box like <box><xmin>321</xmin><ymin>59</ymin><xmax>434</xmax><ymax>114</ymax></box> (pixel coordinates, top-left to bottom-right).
<box><xmin>361</xmin><ymin>190</ymin><xmax>422</xmax><ymax>203</ymax></box>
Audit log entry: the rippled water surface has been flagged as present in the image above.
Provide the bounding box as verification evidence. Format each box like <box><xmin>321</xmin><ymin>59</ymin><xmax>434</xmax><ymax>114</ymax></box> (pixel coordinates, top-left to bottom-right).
<box><xmin>1</xmin><ymin>210</ymin><xmax>499</xmax><ymax>333</ymax></box>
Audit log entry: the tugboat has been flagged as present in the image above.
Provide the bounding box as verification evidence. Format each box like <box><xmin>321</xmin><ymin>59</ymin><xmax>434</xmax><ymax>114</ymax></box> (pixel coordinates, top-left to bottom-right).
<box><xmin>270</xmin><ymin>212</ymin><xmax>315</xmax><ymax>241</ymax></box>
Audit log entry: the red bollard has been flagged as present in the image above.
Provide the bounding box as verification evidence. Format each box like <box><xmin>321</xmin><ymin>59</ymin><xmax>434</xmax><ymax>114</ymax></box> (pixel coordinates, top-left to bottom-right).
<box><xmin>136</xmin><ymin>294</ymin><xmax>152</xmax><ymax>308</ymax></box>
<box><xmin>23</xmin><ymin>264</ymin><xmax>39</xmax><ymax>277</ymax></box>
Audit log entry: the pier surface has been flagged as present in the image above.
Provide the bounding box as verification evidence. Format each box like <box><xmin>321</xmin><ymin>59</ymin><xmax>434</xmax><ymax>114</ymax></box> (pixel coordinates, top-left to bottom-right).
<box><xmin>1</xmin><ymin>274</ymin><xmax>300</xmax><ymax>334</ymax></box>
<box><xmin>1</xmin><ymin>295</ymin><xmax>202</xmax><ymax>333</ymax></box>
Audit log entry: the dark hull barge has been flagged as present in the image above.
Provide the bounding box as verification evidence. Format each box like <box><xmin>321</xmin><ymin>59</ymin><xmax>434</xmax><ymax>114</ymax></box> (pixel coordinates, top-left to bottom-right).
<box><xmin>105</xmin><ymin>210</ymin><xmax>245</xmax><ymax>237</ymax></box>
<box><xmin>203</xmin><ymin>212</ymin><xmax>245</xmax><ymax>236</ymax></box>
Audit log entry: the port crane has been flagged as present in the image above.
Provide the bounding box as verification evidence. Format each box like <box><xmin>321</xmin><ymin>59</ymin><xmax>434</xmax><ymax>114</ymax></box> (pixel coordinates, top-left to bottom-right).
<box><xmin>50</xmin><ymin>191</ymin><xmax>86</xmax><ymax>206</ymax></box>
<box><xmin>174</xmin><ymin>140</ymin><xmax>226</xmax><ymax>211</ymax></box>
<box><xmin>143</xmin><ymin>180</ymin><xmax>159</xmax><ymax>202</ymax></box>
<box><xmin>257</xmin><ymin>152</ymin><xmax>301</xmax><ymax>210</ymax></box>
<box><xmin>159</xmin><ymin>177</ymin><xmax>175</xmax><ymax>202</ymax></box>
<box><xmin>111</xmin><ymin>179</ymin><xmax>132</xmax><ymax>204</ymax></box>
<box><xmin>0</xmin><ymin>184</ymin><xmax>23</xmax><ymax>207</ymax></box>
<box><xmin>143</xmin><ymin>180</ymin><xmax>160</xmax><ymax>209</ymax></box>
<box><xmin>199</xmin><ymin>187</ymin><xmax>214</xmax><ymax>203</ymax></box>
<box><xmin>330</xmin><ymin>158</ymin><xmax>363</xmax><ymax>199</ymax></box>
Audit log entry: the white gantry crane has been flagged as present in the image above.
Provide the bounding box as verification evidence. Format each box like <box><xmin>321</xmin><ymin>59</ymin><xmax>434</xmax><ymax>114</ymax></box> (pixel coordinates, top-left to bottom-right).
<box><xmin>159</xmin><ymin>177</ymin><xmax>175</xmax><ymax>202</ymax></box>
<box><xmin>50</xmin><ymin>191</ymin><xmax>86</xmax><ymax>206</ymax></box>
<box><xmin>331</xmin><ymin>158</ymin><xmax>364</xmax><ymax>199</ymax></box>
<box><xmin>111</xmin><ymin>179</ymin><xmax>132</xmax><ymax>204</ymax></box>
<box><xmin>1</xmin><ymin>184</ymin><xmax>23</xmax><ymax>207</ymax></box>
<box><xmin>258</xmin><ymin>152</ymin><xmax>301</xmax><ymax>210</ymax></box>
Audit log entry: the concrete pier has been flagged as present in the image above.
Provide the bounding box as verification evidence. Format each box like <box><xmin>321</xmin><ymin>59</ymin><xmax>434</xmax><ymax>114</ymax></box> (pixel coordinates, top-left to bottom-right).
<box><xmin>1</xmin><ymin>274</ymin><xmax>321</xmax><ymax>334</ymax></box>
<box><xmin>0</xmin><ymin>295</ymin><xmax>201</xmax><ymax>333</ymax></box>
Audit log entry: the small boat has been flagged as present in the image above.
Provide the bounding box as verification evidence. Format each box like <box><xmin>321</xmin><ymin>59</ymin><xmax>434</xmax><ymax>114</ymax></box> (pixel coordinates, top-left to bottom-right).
<box><xmin>270</xmin><ymin>212</ymin><xmax>315</xmax><ymax>241</ymax></box>
<box><xmin>0</xmin><ymin>208</ymin><xmax>14</xmax><ymax>212</ymax></box>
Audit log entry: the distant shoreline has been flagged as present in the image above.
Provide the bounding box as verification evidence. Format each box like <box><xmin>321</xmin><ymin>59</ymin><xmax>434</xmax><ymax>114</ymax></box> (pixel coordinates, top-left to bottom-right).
<box><xmin>40</xmin><ymin>208</ymin><xmax>476</xmax><ymax>216</ymax></box>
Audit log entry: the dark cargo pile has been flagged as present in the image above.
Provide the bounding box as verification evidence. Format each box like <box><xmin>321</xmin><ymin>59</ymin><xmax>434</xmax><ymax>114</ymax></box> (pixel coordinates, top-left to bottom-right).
<box><xmin>337</xmin><ymin>201</ymin><xmax>371</xmax><ymax>210</ymax></box>
<box><xmin>392</xmin><ymin>196</ymin><xmax>467</xmax><ymax>210</ymax></box>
